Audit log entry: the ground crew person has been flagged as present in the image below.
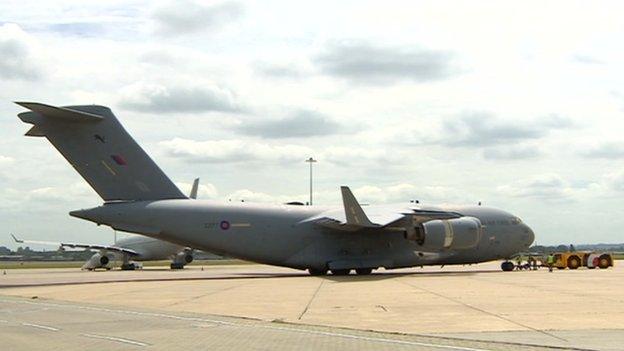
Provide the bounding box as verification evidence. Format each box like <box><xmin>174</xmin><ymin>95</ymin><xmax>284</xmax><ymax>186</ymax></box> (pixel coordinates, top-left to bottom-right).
<box><xmin>547</xmin><ymin>253</ymin><xmax>555</xmax><ymax>272</ymax></box>
<box><xmin>516</xmin><ymin>256</ymin><xmax>522</xmax><ymax>270</ymax></box>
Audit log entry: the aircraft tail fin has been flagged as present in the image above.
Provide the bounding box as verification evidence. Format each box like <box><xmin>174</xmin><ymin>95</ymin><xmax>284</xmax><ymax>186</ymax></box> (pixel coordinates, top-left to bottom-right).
<box><xmin>16</xmin><ymin>102</ymin><xmax>186</xmax><ymax>202</ymax></box>
<box><xmin>189</xmin><ymin>178</ymin><xmax>200</xmax><ymax>199</ymax></box>
<box><xmin>340</xmin><ymin>186</ymin><xmax>375</xmax><ymax>227</ymax></box>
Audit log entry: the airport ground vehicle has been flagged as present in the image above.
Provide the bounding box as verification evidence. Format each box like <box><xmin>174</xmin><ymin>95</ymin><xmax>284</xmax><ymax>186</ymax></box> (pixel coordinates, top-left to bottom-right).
<box><xmin>550</xmin><ymin>252</ymin><xmax>613</xmax><ymax>270</ymax></box>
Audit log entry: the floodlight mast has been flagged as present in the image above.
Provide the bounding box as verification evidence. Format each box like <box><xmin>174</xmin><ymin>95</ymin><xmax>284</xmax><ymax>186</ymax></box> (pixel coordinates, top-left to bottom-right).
<box><xmin>305</xmin><ymin>157</ymin><xmax>317</xmax><ymax>205</ymax></box>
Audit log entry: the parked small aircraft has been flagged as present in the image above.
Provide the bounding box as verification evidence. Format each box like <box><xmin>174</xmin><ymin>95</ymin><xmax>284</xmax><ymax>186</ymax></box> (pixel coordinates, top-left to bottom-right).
<box><xmin>11</xmin><ymin>234</ymin><xmax>194</xmax><ymax>270</ymax></box>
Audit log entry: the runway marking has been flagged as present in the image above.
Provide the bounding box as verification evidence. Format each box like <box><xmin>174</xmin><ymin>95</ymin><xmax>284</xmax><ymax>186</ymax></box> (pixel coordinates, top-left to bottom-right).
<box><xmin>398</xmin><ymin>279</ymin><xmax>568</xmax><ymax>343</ymax></box>
<box><xmin>81</xmin><ymin>333</ymin><xmax>149</xmax><ymax>347</ymax></box>
<box><xmin>0</xmin><ymin>319</ymin><xmax>8</xmax><ymax>323</ymax></box>
<box><xmin>21</xmin><ymin>322</ymin><xmax>59</xmax><ymax>331</ymax></box>
<box><xmin>298</xmin><ymin>280</ymin><xmax>324</xmax><ymax>320</ymax></box>
<box><xmin>192</xmin><ymin>323</ymin><xmax>219</xmax><ymax>328</ymax></box>
<box><xmin>0</xmin><ymin>298</ymin><xmax>557</xmax><ymax>351</ymax></box>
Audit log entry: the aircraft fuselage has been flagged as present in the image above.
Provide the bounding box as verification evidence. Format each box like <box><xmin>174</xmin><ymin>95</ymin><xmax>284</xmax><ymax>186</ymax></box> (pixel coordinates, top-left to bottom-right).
<box><xmin>71</xmin><ymin>200</ymin><xmax>535</xmax><ymax>271</ymax></box>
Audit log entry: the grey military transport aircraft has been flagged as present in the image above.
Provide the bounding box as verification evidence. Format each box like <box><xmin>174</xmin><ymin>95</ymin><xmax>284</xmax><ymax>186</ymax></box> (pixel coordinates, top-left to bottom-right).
<box><xmin>15</xmin><ymin>102</ymin><xmax>535</xmax><ymax>275</ymax></box>
<box><xmin>11</xmin><ymin>234</ymin><xmax>194</xmax><ymax>270</ymax></box>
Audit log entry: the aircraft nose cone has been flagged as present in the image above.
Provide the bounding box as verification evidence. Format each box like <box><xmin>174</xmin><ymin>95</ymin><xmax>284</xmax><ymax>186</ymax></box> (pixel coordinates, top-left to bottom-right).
<box><xmin>522</xmin><ymin>223</ymin><xmax>535</xmax><ymax>247</ymax></box>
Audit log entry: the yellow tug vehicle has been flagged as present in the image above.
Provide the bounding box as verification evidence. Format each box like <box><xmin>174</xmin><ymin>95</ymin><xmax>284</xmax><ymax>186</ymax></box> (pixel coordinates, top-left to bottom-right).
<box><xmin>550</xmin><ymin>252</ymin><xmax>613</xmax><ymax>270</ymax></box>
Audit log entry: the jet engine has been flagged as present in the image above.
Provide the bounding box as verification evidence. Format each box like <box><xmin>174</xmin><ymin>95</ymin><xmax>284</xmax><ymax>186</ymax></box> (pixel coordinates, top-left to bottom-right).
<box><xmin>406</xmin><ymin>217</ymin><xmax>482</xmax><ymax>250</ymax></box>
<box><xmin>82</xmin><ymin>252</ymin><xmax>113</xmax><ymax>270</ymax></box>
<box><xmin>171</xmin><ymin>250</ymin><xmax>193</xmax><ymax>269</ymax></box>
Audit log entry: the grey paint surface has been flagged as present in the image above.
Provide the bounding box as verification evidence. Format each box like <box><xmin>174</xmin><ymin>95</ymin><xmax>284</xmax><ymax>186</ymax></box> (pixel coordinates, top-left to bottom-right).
<box><xmin>17</xmin><ymin>102</ymin><xmax>535</xmax><ymax>273</ymax></box>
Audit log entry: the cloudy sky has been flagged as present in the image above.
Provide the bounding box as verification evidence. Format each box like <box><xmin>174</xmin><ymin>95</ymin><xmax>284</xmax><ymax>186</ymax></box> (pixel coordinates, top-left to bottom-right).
<box><xmin>1</xmin><ymin>0</ymin><xmax>623</xmax><ymax>248</ymax></box>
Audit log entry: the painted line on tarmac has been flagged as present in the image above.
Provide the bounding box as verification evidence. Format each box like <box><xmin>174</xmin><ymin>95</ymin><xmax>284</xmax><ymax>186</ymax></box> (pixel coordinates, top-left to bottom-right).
<box><xmin>1</xmin><ymin>298</ymin><xmax>495</xmax><ymax>351</ymax></box>
<box><xmin>21</xmin><ymin>322</ymin><xmax>60</xmax><ymax>331</ymax></box>
<box><xmin>81</xmin><ymin>333</ymin><xmax>149</xmax><ymax>347</ymax></box>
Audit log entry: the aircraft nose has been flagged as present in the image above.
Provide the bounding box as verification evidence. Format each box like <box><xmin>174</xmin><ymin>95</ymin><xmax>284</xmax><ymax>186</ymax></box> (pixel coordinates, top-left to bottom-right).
<box><xmin>521</xmin><ymin>223</ymin><xmax>535</xmax><ymax>247</ymax></box>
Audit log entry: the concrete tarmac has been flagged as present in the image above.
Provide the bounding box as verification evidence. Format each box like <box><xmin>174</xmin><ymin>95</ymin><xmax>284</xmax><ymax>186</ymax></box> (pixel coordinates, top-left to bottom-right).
<box><xmin>1</xmin><ymin>261</ymin><xmax>622</xmax><ymax>350</ymax></box>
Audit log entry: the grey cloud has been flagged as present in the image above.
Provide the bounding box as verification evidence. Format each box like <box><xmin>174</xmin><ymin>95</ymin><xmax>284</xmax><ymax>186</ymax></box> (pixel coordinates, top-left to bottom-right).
<box><xmin>497</xmin><ymin>174</ymin><xmax>573</xmax><ymax>200</ymax></box>
<box><xmin>315</xmin><ymin>42</ymin><xmax>457</xmax><ymax>85</ymax></box>
<box><xmin>582</xmin><ymin>142</ymin><xmax>624</xmax><ymax>159</ymax></box>
<box><xmin>0</xmin><ymin>24</ymin><xmax>43</xmax><ymax>81</ymax></box>
<box><xmin>440</xmin><ymin>112</ymin><xmax>573</xmax><ymax>147</ymax></box>
<box><xmin>483</xmin><ymin>145</ymin><xmax>541</xmax><ymax>160</ymax></box>
<box><xmin>152</xmin><ymin>0</ymin><xmax>243</xmax><ymax>36</ymax></box>
<box><xmin>254</xmin><ymin>62</ymin><xmax>306</xmax><ymax>79</ymax></box>
<box><xmin>119</xmin><ymin>83</ymin><xmax>240</xmax><ymax>113</ymax></box>
<box><xmin>236</xmin><ymin>110</ymin><xmax>344</xmax><ymax>138</ymax></box>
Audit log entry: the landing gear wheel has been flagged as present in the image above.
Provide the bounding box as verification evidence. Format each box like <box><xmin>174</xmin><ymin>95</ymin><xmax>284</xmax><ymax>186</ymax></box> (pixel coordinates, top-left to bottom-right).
<box><xmin>567</xmin><ymin>256</ymin><xmax>580</xmax><ymax>269</ymax></box>
<box><xmin>121</xmin><ymin>263</ymin><xmax>136</xmax><ymax>271</ymax></box>
<box><xmin>355</xmin><ymin>268</ymin><xmax>373</xmax><ymax>275</ymax></box>
<box><xmin>308</xmin><ymin>268</ymin><xmax>328</xmax><ymax>276</ymax></box>
<box><xmin>501</xmin><ymin>261</ymin><xmax>514</xmax><ymax>272</ymax></box>
<box><xmin>331</xmin><ymin>269</ymin><xmax>351</xmax><ymax>276</ymax></box>
<box><xmin>170</xmin><ymin>263</ymin><xmax>185</xmax><ymax>270</ymax></box>
<box><xmin>598</xmin><ymin>255</ymin><xmax>611</xmax><ymax>269</ymax></box>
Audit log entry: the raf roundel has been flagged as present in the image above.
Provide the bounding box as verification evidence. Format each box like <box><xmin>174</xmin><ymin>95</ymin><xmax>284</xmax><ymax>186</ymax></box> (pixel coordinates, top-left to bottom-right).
<box><xmin>219</xmin><ymin>220</ymin><xmax>230</xmax><ymax>230</ymax></box>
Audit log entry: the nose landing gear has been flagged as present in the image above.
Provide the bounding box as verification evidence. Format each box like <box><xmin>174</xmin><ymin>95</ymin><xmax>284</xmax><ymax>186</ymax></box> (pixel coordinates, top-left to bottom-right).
<box><xmin>501</xmin><ymin>261</ymin><xmax>514</xmax><ymax>272</ymax></box>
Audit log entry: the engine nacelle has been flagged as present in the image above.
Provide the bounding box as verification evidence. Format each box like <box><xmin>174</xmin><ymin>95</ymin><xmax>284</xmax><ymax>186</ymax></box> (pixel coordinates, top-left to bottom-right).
<box><xmin>82</xmin><ymin>252</ymin><xmax>112</xmax><ymax>270</ymax></box>
<box><xmin>408</xmin><ymin>217</ymin><xmax>482</xmax><ymax>250</ymax></box>
<box><xmin>174</xmin><ymin>251</ymin><xmax>193</xmax><ymax>265</ymax></box>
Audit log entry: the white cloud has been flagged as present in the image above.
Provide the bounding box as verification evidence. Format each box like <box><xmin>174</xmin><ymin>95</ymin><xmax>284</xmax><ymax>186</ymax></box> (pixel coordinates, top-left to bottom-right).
<box><xmin>151</xmin><ymin>0</ymin><xmax>243</xmax><ymax>36</ymax></box>
<box><xmin>0</xmin><ymin>155</ymin><xmax>14</xmax><ymax>165</ymax></box>
<box><xmin>0</xmin><ymin>23</ymin><xmax>44</xmax><ymax>80</ymax></box>
<box><xmin>160</xmin><ymin>138</ymin><xmax>313</xmax><ymax>164</ymax></box>
<box><xmin>118</xmin><ymin>82</ymin><xmax>240</xmax><ymax>113</ymax></box>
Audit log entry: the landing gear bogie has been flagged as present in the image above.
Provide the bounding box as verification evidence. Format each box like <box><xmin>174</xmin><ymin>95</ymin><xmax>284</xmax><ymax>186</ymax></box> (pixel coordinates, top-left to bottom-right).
<box><xmin>170</xmin><ymin>263</ymin><xmax>185</xmax><ymax>270</ymax></box>
<box><xmin>330</xmin><ymin>269</ymin><xmax>351</xmax><ymax>276</ymax></box>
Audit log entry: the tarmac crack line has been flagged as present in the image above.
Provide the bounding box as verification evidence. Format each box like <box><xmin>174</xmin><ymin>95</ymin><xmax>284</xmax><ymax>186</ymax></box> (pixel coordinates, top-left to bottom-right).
<box><xmin>298</xmin><ymin>279</ymin><xmax>324</xmax><ymax>320</ymax></box>
<box><xmin>398</xmin><ymin>280</ymin><xmax>568</xmax><ymax>343</ymax></box>
<box><xmin>164</xmin><ymin>281</ymin><xmax>252</xmax><ymax>307</ymax></box>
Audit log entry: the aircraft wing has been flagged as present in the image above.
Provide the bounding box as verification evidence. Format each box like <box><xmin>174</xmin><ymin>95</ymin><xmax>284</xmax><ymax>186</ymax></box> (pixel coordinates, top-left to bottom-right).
<box><xmin>304</xmin><ymin>187</ymin><xmax>462</xmax><ymax>231</ymax></box>
<box><xmin>11</xmin><ymin>234</ymin><xmax>139</xmax><ymax>256</ymax></box>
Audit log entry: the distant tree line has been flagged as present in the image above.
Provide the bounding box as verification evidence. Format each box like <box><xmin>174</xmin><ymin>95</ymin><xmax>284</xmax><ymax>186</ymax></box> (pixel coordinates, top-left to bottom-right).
<box><xmin>531</xmin><ymin>243</ymin><xmax>624</xmax><ymax>253</ymax></box>
<box><xmin>0</xmin><ymin>246</ymin><xmax>95</xmax><ymax>261</ymax></box>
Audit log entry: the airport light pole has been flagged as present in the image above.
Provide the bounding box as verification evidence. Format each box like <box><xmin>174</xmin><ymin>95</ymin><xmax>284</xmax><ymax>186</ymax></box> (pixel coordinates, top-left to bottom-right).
<box><xmin>305</xmin><ymin>157</ymin><xmax>317</xmax><ymax>205</ymax></box>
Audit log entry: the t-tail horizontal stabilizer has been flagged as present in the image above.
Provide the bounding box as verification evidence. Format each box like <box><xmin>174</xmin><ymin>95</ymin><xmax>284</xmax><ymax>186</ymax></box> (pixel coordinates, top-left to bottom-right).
<box><xmin>16</xmin><ymin>101</ymin><xmax>187</xmax><ymax>202</ymax></box>
<box><xmin>341</xmin><ymin>186</ymin><xmax>377</xmax><ymax>228</ymax></box>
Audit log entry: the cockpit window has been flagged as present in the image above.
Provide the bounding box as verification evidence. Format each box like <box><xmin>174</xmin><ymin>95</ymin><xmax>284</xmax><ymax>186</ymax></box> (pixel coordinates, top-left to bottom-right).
<box><xmin>510</xmin><ymin>217</ymin><xmax>522</xmax><ymax>225</ymax></box>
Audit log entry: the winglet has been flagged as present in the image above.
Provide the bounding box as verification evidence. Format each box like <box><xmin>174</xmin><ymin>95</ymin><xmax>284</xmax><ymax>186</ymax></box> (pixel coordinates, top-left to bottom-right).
<box><xmin>15</xmin><ymin>102</ymin><xmax>104</xmax><ymax>123</ymax></box>
<box><xmin>11</xmin><ymin>234</ymin><xmax>23</xmax><ymax>243</ymax></box>
<box><xmin>189</xmin><ymin>178</ymin><xmax>200</xmax><ymax>199</ymax></box>
<box><xmin>340</xmin><ymin>186</ymin><xmax>376</xmax><ymax>227</ymax></box>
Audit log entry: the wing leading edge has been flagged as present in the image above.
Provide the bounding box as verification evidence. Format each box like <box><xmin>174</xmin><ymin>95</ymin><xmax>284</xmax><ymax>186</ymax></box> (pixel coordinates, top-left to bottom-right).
<box><xmin>10</xmin><ymin>234</ymin><xmax>139</xmax><ymax>256</ymax></box>
<box><xmin>305</xmin><ymin>186</ymin><xmax>462</xmax><ymax>232</ymax></box>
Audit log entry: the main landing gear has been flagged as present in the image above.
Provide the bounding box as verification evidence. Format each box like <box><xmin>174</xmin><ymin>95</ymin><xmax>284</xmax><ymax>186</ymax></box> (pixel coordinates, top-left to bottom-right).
<box><xmin>170</xmin><ymin>263</ymin><xmax>185</xmax><ymax>270</ymax></box>
<box><xmin>501</xmin><ymin>261</ymin><xmax>514</xmax><ymax>272</ymax></box>
<box><xmin>308</xmin><ymin>267</ymin><xmax>375</xmax><ymax>276</ymax></box>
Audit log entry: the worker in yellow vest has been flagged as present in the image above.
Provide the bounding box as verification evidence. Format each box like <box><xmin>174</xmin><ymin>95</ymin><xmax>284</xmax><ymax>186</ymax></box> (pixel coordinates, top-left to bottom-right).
<box><xmin>547</xmin><ymin>253</ymin><xmax>555</xmax><ymax>272</ymax></box>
